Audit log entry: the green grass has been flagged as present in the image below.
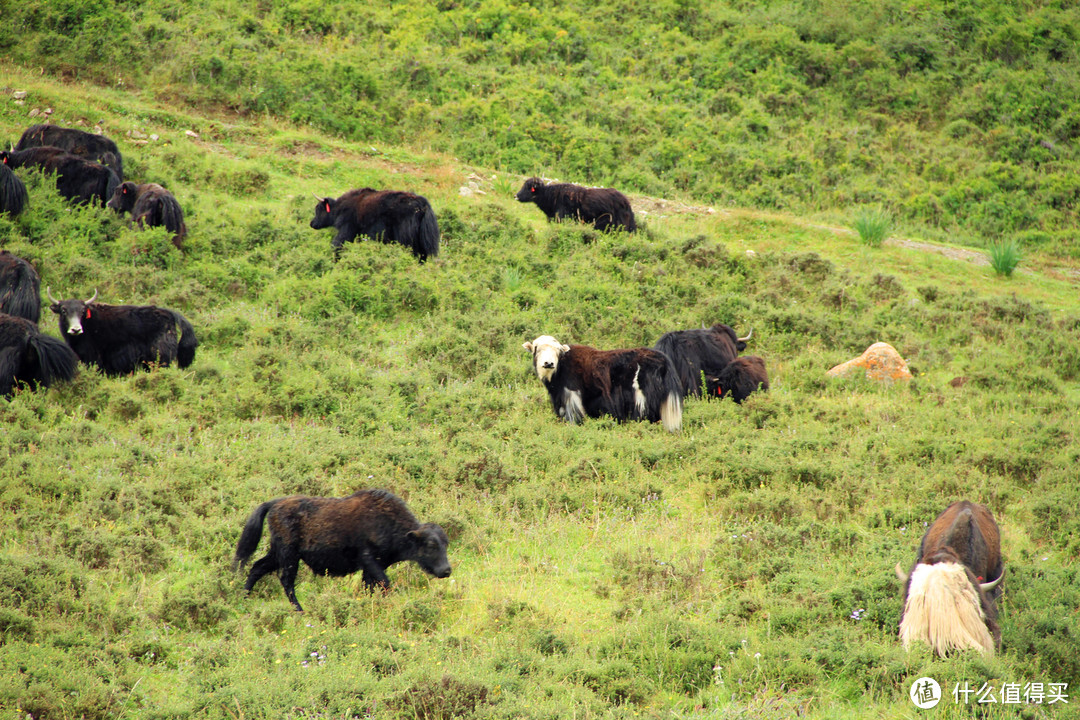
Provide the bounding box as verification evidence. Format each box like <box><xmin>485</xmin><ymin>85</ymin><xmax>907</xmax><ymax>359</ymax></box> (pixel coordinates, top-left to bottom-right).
<box><xmin>1</xmin><ymin>51</ymin><xmax>1080</xmax><ymax>720</ymax></box>
<box><xmin>989</xmin><ymin>239</ymin><xmax>1023</xmax><ymax>277</ymax></box>
<box><xmin>852</xmin><ymin>207</ymin><xmax>892</xmax><ymax>247</ymax></box>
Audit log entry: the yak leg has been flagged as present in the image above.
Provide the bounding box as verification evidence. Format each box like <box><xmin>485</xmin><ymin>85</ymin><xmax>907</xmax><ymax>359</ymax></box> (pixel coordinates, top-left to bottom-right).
<box><xmin>244</xmin><ymin>552</ymin><xmax>279</xmax><ymax>593</ymax></box>
<box><xmin>359</xmin><ymin>552</ymin><xmax>391</xmax><ymax>591</ymax></box>
<box><xmin>275</xmin><ymin>546</ymin><xmax>305</xmax><ymax>612</ymax></box>
<box><xmin>331</xmin><ymin>230</ymin><xmax>352</xmax><ymax>262</ymax></box>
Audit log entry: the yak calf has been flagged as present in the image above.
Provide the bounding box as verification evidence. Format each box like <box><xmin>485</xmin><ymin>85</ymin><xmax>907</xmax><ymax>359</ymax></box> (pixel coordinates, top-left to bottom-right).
<box><xmin>516</xmin><ymin>177</ymin><xmax>636</xmax><ymax>233</ymax></box>
<box><xmin>49</xmin><ymin>289</ymin><xmax>198</xmax><ymax>375</ymax></box>
<box><xmin>310</xmin><ymin>188</ymin><xmax>440</xmax><ymax>262</ymax></box>
<box><xmin>108</xmin><ymin>182</ymin><xmax>187</xmax><ymax>248</ymax></box>
<box><xmin>896</xmin><ymin>500</ymin><xmax>1004</xmax><ymax>656</ymax></box>
<box><xmin>0</xmin><ymin>313</ymin><xmax>80</xmax><ymax>396</ymax></box>
<box><xmin>233</xmin><ymin>488</ymin><xmax>452</xmax><ymax>612</ymax></box>
<box><xmin>706</xmin><ymin>355</ymin><xmax>769</xmax><ymax>404</ymax></box>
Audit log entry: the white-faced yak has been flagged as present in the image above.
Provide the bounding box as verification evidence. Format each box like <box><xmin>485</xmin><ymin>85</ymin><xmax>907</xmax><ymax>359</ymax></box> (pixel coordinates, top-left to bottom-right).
<box><xmin>0</xmin><ymin>251</ymin><xmax>41</xmax><ymax>323</ymax></box>
<box><xmin>0</xmin><ymin>312</ymin><xmax>79</xmax><ymax>396</ymax></box>
<box><xmin>1</xmin><ymin>147</ymin><xmax>119</xmax><ymax>207</ymax></box>
<box><xmin>233</xmin><ymin>488</ymin><xmax>452</xmax><ymax>612</ymax></box>
<box><xmin>896</xmin><ymin>500</ymin><xmax>1004</xmax><ymax>656</ymax></box>
<box><xmin>706</xmin><ymin>355</ymin><xmax>769</xmax><ymax>404</ymax></box>
<box><xmin>0</xmin><ymin>162</ymin><xmax>28</xmax><ymax>216</ymax></box>
<box><xmin>653</xmin><ymin>324</ymin><xmax>753</xmax><ymax>397</ymax></box>
<box><xmin>516</xmin><ymin>177</ymin><xmax>636</xmax><ymax>233</ymax></box>
<box><xmin>48</xmin><ymin>289</ymin><xmax>198</xmax><ymax>375</ymax></box>
<box><xmin>523</xmin><ymin>334</ymin><xmax>682</xmax><ymax>432</ymax></box>
<box><xmin>108</xmin><ymin>182</ymin><xmax>187</xmax><ymax>249</ymax></box>
<box><xmin>310</xmin><ymin>188</ymin><xmax>440</xmax><ymax>262</ymax></box>
<box><xmin>15</xmin><ymin>123</ymin><xmax>124</xmax><ymax>180</ymax></box>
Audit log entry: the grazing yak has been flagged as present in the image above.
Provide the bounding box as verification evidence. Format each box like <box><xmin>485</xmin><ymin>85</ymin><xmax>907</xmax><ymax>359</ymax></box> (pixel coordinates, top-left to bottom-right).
<box><xmin>516</xmin><ymin>177</ymin><xmax>636</xmax><ymax>233</ymax></box>
<box><xmin>706</xmin><ymin>355</ymin><xmax>769</xmax><ymax>403</ymax></box>
<box><xmin>0</xmin><ymin>251</ymin><xmax>41</xmax><ymax>323</ymax></box>
<box><xmin>48</xmin><ymin>289</ymin><xmax>198</xmax><ymax>375</ymax></box>
<box><xmin>16</xmin><ymin>123</ymin><xmax>124</xmax><ymax>180</ymax></box>
<box><xmin>310</xmin><ymin>188</ymin><xmax>440</xmax><ymax>262</ymax></box>
<box><xmin>653</xmin><ymin>324</ymin><xmax>752</xmax><ymax>397</ymax></box>
<box><xmin>896</xmin><ymin>500</ymin><xmax>1004</xmax><ymax>656</ymax></box>
<box><xmin>523</xmin><ymin>334</ymin><xmax>682</xmax><ymax>432</ymax></box>
<box><xmin>108</xmin><ymin>182</ymin><xmax>187</xmax><ymax>248</ymax></box>
<box><xmin>0</xmin><ymin>312</ymin><xmax>79</xmax><ymax>396</ymax></box>
<box><xmin>233</xmin><ymin>488</ymin><xmax>452</xmax><ymax>612</ymax></box>
<box><xmin>0</xmin><ymin>162</ymin><xmax>28</xmax><ymax>216</ymax></box>
<box><xmin>1</xmin><ymin>147</ymin><xmax>119</xmax><ymax>207</ymax></box>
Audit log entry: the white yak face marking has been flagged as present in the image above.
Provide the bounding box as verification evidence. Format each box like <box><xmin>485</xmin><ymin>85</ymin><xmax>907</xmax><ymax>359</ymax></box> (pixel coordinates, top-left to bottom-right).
<box><xmin>523</xmin><ymin>335</ymin><xmax>569</xmax><ymax>383</ymax></box>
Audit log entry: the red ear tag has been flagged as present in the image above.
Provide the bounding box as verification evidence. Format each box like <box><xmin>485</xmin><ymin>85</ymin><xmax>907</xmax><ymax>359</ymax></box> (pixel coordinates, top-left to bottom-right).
<box><xmin>85</xmin><ymin>308</ymin><xmax>91</xmax><ymax>319</ymax></box>
<box><xmin>531</xmin><ymin>187</ymin><xmax>536</xmax><ymax>193</ymax></box>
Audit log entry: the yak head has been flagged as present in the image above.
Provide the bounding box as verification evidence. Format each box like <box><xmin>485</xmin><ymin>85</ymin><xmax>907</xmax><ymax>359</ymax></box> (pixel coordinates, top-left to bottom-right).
<box><xmin>107</xmin><ymin>182</ymin><xmax>139</xmax><ymax>213</ymax></box>
<box><xmin>408</xmin><ymin>523</ymin><xmax>452</xmax><ymax>579</ymax></box>
<box><xmin>516</xmin><ymin>177</ymin><xmax>544</xmax><ymax>203</ymax></box>
<box><xmin>310</xmin><ymin>195</ymin><xmax>337</xmax><ymax>229</ymax></box>
<box><xmin>524</xmin><ymin>335</ymin><xmax>570</xmax><ymax>383</ymax></box>
<box><xmin>48</xmin><ymin>287</ymin><xmax>98</xmax><ymax>336</ymax></box>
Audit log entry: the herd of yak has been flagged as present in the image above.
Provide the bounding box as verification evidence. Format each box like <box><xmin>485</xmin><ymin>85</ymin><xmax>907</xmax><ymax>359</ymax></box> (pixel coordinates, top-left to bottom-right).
<box><xmin>1</xmin><ymin>122</ymin><xmax>1007</xmax><ymax>658</ymax></box>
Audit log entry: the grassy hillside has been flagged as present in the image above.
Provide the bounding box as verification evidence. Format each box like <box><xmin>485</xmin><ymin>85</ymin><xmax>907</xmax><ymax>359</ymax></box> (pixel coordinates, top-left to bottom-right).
<box><xmin>1</xmin><ymin>0</ymin><xmax>1079</xmax><ymax>258</ymax></box>
<box><xmin>1</xmin><ymin>53</ymin><xmax>1080</xmax><ymax>720</ymax></box>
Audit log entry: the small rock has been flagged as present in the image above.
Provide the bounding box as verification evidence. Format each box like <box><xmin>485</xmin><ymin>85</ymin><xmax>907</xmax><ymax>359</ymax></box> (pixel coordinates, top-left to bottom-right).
<box><xmin>745</xmin><ymin>250</ymin><xmax>756</xmax><ymax>257</ymax></box>
<box><xmin>827</xmin><ymin>342</ymin><xmax>913</xmax><ymax>382</ymax></box>
<box><xmin>43</xmin><ymin>108</ymin><xmax>53</xmax><ymax>115</ymax></box>
<box><xmin>28</xmin><ymin>108</ymin><xmax>39</xmax><ymax>117</ymax></box>
<box><xmin>13</xmin><ymin>90</ymin><xmax>27</xmax><ymax>99</ymax></box>
<box><xmin>149</xmin><ymin>133</ymin><xmax>159</xmax><ymax>141</ymax></box>
<box><xmin>185</xmin><ymin>130</ymin><xmax>199</xmax><ymax>138</ymax></box>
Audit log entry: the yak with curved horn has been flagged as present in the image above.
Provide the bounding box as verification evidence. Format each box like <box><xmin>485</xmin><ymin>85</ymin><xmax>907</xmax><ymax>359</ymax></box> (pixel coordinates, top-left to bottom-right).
<box><xmin>896</xmin><ymin>500</ymin><xmax>1004</xmax><ymax>656</ymax></box>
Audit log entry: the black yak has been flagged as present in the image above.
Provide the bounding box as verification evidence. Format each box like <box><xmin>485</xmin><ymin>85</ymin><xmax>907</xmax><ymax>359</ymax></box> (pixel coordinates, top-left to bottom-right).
<box><xmin>108</xmin><ymin>182</ymin><xmax>187</xmax><ymax>248</ymax></box>
<box><xmin>48</xmin><ymin>289</ymin><xmax>198</xmax><ymax>375</ymax></box>
<box><xmin>706</xmin><ymin>356</ymin><xmax>769</xmax><ymax>403</ymax></box>
<box><xmin>0</xmin><ymin>252</ymin><xmax>41</xmax><ymax>323</ymax></box>
<box><xmin>523</xmin><ymin>334</ymin><xmax>682</xmax><ymax>432</ymax></box>
<box><xmin>0</xmin><ymin>312</ymin><xmax>79</xmax><ymax>396</ymax></box>
<box><xmin>1</xmin><ymin>147</ymin><xmax>119</xmax><ymax>207</ymax></box>
<box><xmin>15</xmin><ymin>123</ymin><xmax>124</xmax><ymax>180</ymax></box>
<box><xmin>896</xmin><ymin>500</ymin><xmax>1004</xmax><ymax>656</ymax></box>
<box><xmin>0</xmin><ymin>162</ymin><xmax>28</xmax><ymax>216</ymax></box>
<box><xmin>654</xmin><ymin>324</ymin><xmax>753</xmax><ymax>397</ymax></box>
<box><xmin>310</xmin><ymin>188</ymin><xmax>440</xmax><ymax>262</ymax></box>
<box><xmin>233</xmin><ymin>488</ymin><xmax>452</xmax><ymax>612</ymax></box>
<box><xmin>516</xmin><ymin>177</ymin><xmax>636</xmax><ymax>233</ymax></box>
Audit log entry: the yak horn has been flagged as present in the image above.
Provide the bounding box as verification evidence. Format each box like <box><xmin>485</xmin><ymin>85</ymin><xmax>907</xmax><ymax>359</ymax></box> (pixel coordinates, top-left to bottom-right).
<box><xmin>312</xmin><ymin>192</ymin><xmax>325</xmax><ymax>201</ymax></box>
<box><xmin>737</xmin><ymin>328</ymin><xmax>753</xmax><ymax>343</ymax></box>
<box><xmin>895</xmin><ymin>562</ymin><xmax>909</xmax><ymax>583</ymax></box>
<box><xmin>46</xmin><ymin>286</ymin><xmax>58</xmax><ymax>304</ymax></box>
<box><xmin>85</xmin><ymin>288</ymin><xmax>98</xmax><ymax>304</ymax></box>
<box><xmin>980</xmin><ymin>569</ymin><xmax>1004</xmax><ymax>592</ymax></box>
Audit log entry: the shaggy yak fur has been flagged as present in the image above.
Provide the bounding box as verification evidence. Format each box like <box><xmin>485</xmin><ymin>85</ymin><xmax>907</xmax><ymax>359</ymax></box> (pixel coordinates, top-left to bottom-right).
<box><xmin>705</xmin><ymin>355</ymin><xmax>769</xmax><ymax>403</ymax></box>
<box><xmin>233</xmin><ymin>488</ymin><xmax>452</xmax><ymax>612</ymax></box>
<box><xmin>16</xmin><ymin>123</ymin><xmax>124</xmax><ymax>180</ymax></box>
<box><xmin>108</xmin><ymin>182</ymin><xmax>187</xmax><ymax>248</ymax></box>
<box><xmin>0</xmin><ymin>162</ymin><xmax>28</xmax><ymax>216</ymax></box>
<box><xmin>523</xmin><ymin>335</ymin><xmax>682</xmax><ymax>432</ymax></box>
<box><xmin>1</xmin><ymin>147</ymin><xmax>119</xmax><ymax>207</ymax></box>
<box><xmin>310</xmin><ymin>188</ymin><xmax>440</xmax><ymax>262</ymax></box>
<box><xmin>516</xmin><ymin>177</ymin><xmax>636</xmax><ymax>233</ymax></box>
<box><xmin>653</xmin><ymin>324</ymin><xmax>752</xmax><ymax>397</ymax></box>
<box><xmin>0</xmin><ymin>312</ymin><xmax>79</xmax><ymax>396</ymax></box>
<box><xmin>49</xmin><ymin>290</ymin><xmax>198</xmax><ymax>375</ymax></box>
<box><xmin>0</xmin><ymin>251</ymin><xmax>41</xmax><ymax>323</ymax></box>
<box><xmin>896</xmin><ymin>500</ymin><xmax>1004</xmax><ymax>656</ymax></box>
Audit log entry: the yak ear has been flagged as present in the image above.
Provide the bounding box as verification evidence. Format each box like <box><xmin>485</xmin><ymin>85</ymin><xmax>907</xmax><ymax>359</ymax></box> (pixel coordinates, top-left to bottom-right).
<box><xmin>560</xmin><ymin>344</ymin><xmax>570</xmax><ymax>353</ymax></box>
<box><xmin>522</xmin><ymin>342</ymin><xmax>534</xmax><ymax>352</ymax></box>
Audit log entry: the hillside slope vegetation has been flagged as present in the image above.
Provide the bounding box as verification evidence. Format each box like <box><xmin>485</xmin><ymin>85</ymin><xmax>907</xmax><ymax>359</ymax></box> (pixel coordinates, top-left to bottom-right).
<box><xmin>1</xmin><ymin>0</ymin><xmax>1079</xmax><ymax>256</ymax></box>
<box><xmin>0</xmin><ymin>30</ymin><xmax>1079</xmax><ymax>720</ymax></box>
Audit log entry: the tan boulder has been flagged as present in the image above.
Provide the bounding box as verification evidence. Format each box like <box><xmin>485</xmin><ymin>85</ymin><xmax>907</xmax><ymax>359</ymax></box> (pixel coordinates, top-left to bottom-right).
<box><xmin>827</xmin><ymin>342</ymin><xmax>913</xmax><ymax>382</ymax></box>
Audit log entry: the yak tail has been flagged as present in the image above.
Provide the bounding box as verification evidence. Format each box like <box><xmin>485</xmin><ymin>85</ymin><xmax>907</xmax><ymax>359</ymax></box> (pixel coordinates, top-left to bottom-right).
<box><xmin>172</xmin><ymin>311</ymin><xmax>198</xmax><ymax>369</ymax></box>
<box><xmin>0</xmin><ymin>164</ymin><xmax>29</xmax><ymax>217</ymax></box>
<box><xmin>27</xmin><ymin>333</ymin><xmax>79</xmax><ymax>388</ymax></box>
<box><xmin>0</xmin><ymin>261</ymin><xmax>41</xmax><ymax>323</ymax></box>
<box><xmin>233</xmin><ymin>499</ymin><xmax>282</xmax><ymax>571</ymax></box>
<box><xmin>101</xmin><ymin>168</ymin><xmax>120</xmax><ymax>209</ymax></box>
<box><xmin>411</xmin><ymin>201</ymin><xmax>441</xmax><ymax>261</ymax></box>
<box><xmin>653</xmin><ymin>354</ymin><xmax>683</xmax><ymax>432</ymax></box>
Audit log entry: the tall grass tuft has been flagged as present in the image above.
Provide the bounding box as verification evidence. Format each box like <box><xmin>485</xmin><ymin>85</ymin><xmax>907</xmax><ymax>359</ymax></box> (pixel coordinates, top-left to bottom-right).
<box><xmin>852</xmin><ymin>207</ymin><xmax>891</xmax><ymax>247</ymax></box>
<box><xmin>988</xmin><ymin>239</ymin><xmax>1022</xmax><ymax>277</ymax></box>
